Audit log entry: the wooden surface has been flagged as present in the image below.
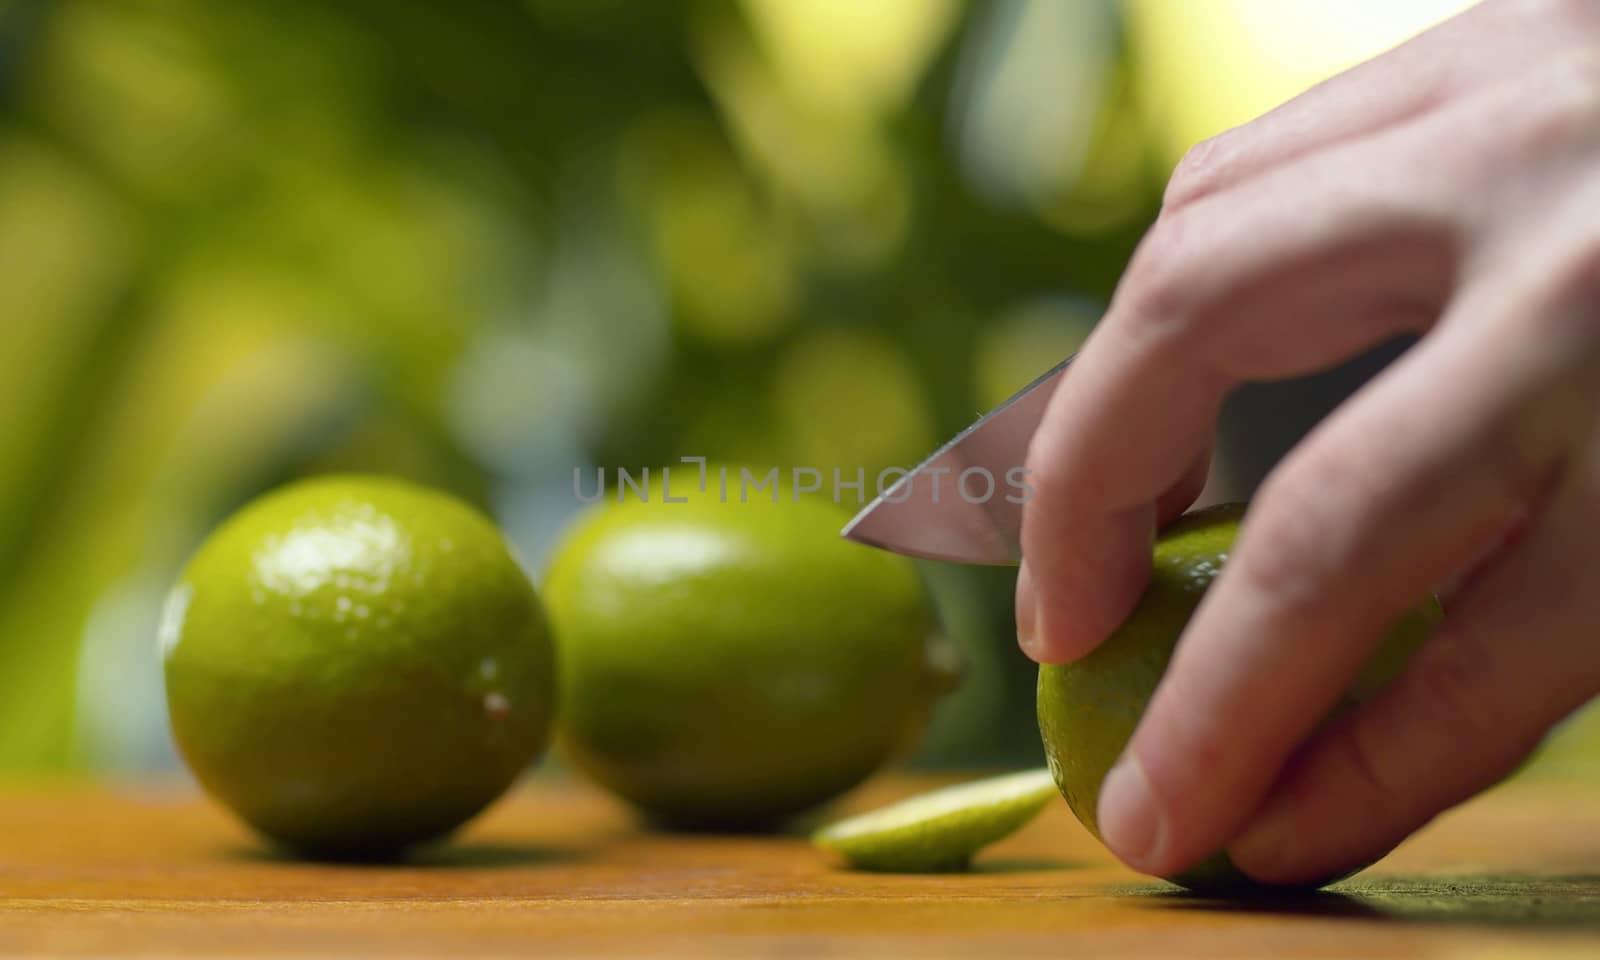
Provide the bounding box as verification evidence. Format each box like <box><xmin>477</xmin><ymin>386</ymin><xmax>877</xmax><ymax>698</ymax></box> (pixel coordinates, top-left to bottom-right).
<box><xmin>1</xmin><ymin>774</ymin><xmax>1597</xmax><ymax>958</ymax></box>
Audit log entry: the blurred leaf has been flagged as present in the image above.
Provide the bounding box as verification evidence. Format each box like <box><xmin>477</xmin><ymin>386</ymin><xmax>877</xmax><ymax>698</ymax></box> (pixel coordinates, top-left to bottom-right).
<box><xmin>772</xmin><ymin>327</ymin><xmax>937</xmax><ymax>484</ymax></box>
<box><xmin>618</xmin><ymin>108</ymin><xmax>794</xmax><ymax>346</ymax></box>
<box><xmin>4</xmin><ymin>0</ymin><xmax>1438</xmax><ymax>774</ymax></box>
<box><xmin>975</xmin><ymin>297</ymin><xmax>1098</xmax><ymax>409</ymax></box>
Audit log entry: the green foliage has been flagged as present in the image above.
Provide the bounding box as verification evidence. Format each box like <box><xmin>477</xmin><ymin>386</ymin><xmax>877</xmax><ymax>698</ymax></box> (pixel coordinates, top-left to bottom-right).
<box><xmin>0</xmin><ymin>0</ymin><xmax>1163</xmax><ymax>770</ymax></box>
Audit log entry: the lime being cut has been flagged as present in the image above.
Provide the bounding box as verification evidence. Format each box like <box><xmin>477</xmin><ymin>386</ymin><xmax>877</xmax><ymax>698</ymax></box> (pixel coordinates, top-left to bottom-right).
<box><xmin>1037</xmin><ymin>503</ymin><xmax>1444</xmax><ymax>893</ymax></box>
<box><xmin>161</xmin><ymin>475</ymin><xmax>556</xmax><ymax>858</ymax></box>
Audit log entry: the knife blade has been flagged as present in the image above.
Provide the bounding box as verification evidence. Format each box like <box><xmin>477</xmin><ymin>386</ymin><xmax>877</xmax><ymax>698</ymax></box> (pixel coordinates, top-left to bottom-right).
<box><xmin>841</xmin><ymin>356</ymin><xmax>1072</xmax><ymax>565</ymax></box>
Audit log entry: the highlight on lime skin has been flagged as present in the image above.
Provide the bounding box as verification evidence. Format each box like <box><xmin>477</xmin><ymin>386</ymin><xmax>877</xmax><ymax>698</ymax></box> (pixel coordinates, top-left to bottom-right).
<box><xmin>161</xmin><ymin>475</ymin><xmax>556</xmax><ymax>859</ymax></box>
<box><xmin>542</xmin><ymin>487</ymin><xmax>955</xmax><ymax>830</ymax></box>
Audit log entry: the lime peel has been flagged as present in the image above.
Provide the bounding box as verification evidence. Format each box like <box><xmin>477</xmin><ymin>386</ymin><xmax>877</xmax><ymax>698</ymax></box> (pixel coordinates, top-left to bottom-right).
<box><xmin>812</xmin><ymin>768</ymin><xmax>1058</xmax><ymax>873</ymax></box>
<box><xmin>163</xmin><ymin>475</ymin><xmax>555</xmax><ymax>858</ymax></box>
<box><xmin>544</xmin><ymin>488</ymin><xmax>947</xmax><ymax>828</ymax></box>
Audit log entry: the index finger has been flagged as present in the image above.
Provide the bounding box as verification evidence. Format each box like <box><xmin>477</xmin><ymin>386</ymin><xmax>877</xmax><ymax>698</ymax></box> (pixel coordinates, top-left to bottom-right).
<box><xmin>1018</xmin><ymin>144</ymin><xmax>1453</xmax><ymax>663</ymax></box>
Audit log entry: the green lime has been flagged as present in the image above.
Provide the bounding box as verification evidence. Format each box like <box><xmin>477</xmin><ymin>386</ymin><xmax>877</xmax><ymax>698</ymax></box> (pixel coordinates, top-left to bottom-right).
<box><xmin>161</xmin><ymin>475</ymin><xmax>555</xmax><ymax>858</ymax></box>
<box><xmin>544</xmin><ymin>485</ymin><xmax>957</xmax><ymax>828</ymax></box>
<box><xmin>813</xmin><ymin>768</ymin><xmax>1058</xmax><ymax>872</ymax></box>
<box><xmin>1037</xmin><ymin>503</ymin><xmax>1443</xmax><ymax>893</ymax></box>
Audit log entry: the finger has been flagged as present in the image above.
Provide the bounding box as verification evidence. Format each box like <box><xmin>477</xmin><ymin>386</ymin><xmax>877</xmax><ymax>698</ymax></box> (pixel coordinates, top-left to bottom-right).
<box><xmin>1015</xmin><ymin>446</ymin><xmax>1208</xmax><ymax>662</ymax></box>
<box><xmin>1094</xmin><ymin>208</ymin><xmax>1600</xmax><ymax>877</ymax></box>
<box><xmin>1018</xmin><ymin>51</ymin><xmax>1593</xmax><ymax>667</ymax></box>
<box><xmin>1162</xmin><ymin>0</ymin><xmax>1589</xmax><ymax>209</ymax></box>
<box><xmin>1021</xmin><ymin>120</ymin><xmax>1456</xmax><ymax>664</ymax></box>
<box><xmin>1155</xmin><ymin>446</ymin><xmax>1213</xmax><ymax>525</ymax></box>
<box><xmin>1225</xmin><ymin>183</ymin><xmax>1600</xmax><ymax>883</ymax></box>
<box><xmin>1229</xmin><ymin>440</ymin><xmax>1600</xmax><ymax>884</ymax></box>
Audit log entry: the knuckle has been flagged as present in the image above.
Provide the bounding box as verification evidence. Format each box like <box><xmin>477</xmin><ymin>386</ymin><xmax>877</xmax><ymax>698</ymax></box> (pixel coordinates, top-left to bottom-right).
<box><xmin>1019</xmin><ymin>447</ymin><xmax>1074</xmax><ymax>557</ymax></box>
<box><xmin>1116</xmin><ymin>212</ymin><xmax>1196</xmax><ymax>338</ymax></box>
<box><xmin>1233</xmin><ymin>495</ymin><xmax>1331</xmax><ymax>614</ymax></box>
<box><xmin>1523</xmin><ymin>53</ymin><xmax>1600</xmax><ymax>149</ymax></box>
<box><xmin>1533</xmin><ymin>178</ymin><xmax>1600</xmax><ymax>333</ymax></box>
<box><xmin>1405</xmin><ymin>635</ymin><xmax>1505</xmax><ymax>748</ymax></box>
<box><xmin>1548</xmin><ymin>0</ymin><xmax>1600</xmax><ymax>37</ymax></box>
<box><xmin>1236</xmin><ymin>452</ymin><xmax>1367</xmax><ymax>610</ymax></box>
<box><xmin>1335</xmin><ymin>720</ymin><xmax>1414</xmax><ymax>824</ymax></box>
<box><xmin>1510</xmin><ymin>0</ymin><xmax>1600</xmax><ymax>36</ymax></box>
<box><xmin>1021</xmin><ymin>428</ymin><xmax>1070</xmax><ymax>506</ymax></box>
<box><xmin>1164</xmin><ymin>135</ymin><xmax>1224</xmax><ymax>208</ymax></box>
<box><xmin>1554</xmin><ymin>52</ymin><xmax>1600</xmax><ymax>123</ymax></box>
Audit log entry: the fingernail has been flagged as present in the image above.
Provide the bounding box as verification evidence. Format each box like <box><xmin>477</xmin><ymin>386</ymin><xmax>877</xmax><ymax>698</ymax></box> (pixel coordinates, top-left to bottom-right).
<box><xmin>1017</xmin><ymin>563</ymin><xmax>1056</xmax><ymax>659</ymax></box>
<box><xmin>1099</xmin><ymin>754</ymin><xmax>1165</xmax><ymax>871</ymax></box>
<box><xmin>1015</xmin><ymin>562</ymin><xmax>1043</xmax><ymax>659</ymax></box>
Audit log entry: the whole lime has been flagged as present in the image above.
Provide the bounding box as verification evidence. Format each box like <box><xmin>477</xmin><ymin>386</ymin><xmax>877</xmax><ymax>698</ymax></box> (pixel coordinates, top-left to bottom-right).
<box><xmin>1036</xmin><ymin>503</ymin><xmax>1443</xmax><ymax>892</ymax></box>
<box><xmin>161</xmin><ymin>475</ymin><xmax>555</xmax><ymax>858</ymax></box>
<box><xmin>544</xmin><ymin>489</ymin><xmax>957</xmax><ymax>828</ymax></box>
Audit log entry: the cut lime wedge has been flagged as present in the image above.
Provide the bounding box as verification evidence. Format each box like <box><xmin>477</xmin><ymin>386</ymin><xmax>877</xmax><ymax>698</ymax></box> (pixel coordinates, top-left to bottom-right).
<box><xmin>812</xmin><ymin>768</ymin><xmax>1059</xmax><ymax>872</ymax></box>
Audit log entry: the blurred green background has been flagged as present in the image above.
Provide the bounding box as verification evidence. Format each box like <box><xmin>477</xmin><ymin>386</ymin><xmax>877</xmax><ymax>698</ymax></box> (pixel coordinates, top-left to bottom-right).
<box><xmin>2</xmin><ymin>0</ymin><xmax>1593</xmax><ymax>777</ymax></box>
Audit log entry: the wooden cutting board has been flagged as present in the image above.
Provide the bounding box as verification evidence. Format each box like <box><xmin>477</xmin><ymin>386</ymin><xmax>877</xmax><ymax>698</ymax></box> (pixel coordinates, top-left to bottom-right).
<box><xmin>1</xmin><ymin>774</ymin><xmax>1595</xmax><ymax>957</ymax></box>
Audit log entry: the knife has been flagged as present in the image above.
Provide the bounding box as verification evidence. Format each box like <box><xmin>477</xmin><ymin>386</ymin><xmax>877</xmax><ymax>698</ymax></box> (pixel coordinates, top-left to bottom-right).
<box><xmin>841</xmin><ymin>356</ymin><xmax>1072</xmax><ymax>565</ymax></box>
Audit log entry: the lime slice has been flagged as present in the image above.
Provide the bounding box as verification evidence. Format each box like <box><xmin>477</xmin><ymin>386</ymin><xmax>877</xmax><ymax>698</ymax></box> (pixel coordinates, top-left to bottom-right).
<box><xmin>812</xmin><ymin>768</ymin><xmax>1059</xmax><ymax>872</ymax></box>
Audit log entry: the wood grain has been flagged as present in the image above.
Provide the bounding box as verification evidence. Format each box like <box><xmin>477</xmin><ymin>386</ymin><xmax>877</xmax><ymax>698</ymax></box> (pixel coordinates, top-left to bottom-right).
<box><xmin>0</xmin><ymin>774</ymin><xmax>1596</xmax><ymax>957</ymax></box>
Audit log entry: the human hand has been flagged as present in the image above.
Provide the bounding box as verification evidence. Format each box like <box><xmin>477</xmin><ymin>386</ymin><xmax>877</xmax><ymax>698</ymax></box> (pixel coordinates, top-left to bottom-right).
<box><xmin>1016</xmin><ymin>0</ymin><xmax>1600</xmax><ymax>885</ymax></box>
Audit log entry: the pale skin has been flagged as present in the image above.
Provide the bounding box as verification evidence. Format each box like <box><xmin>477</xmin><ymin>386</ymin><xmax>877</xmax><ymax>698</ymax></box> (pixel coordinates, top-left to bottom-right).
<box><xmin>1016</xmin><ymin>0</ymin><xmax>1600</xmax><ymax>885</ymax></box>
